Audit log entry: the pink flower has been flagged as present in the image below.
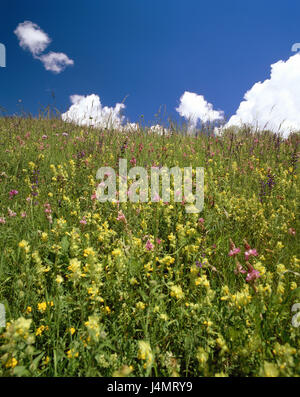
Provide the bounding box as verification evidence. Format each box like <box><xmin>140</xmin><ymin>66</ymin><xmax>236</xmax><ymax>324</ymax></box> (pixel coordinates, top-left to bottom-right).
<box><xmin>130</xmin><ymin>157</ymin><xmax>137</xmax><ymax>166</ymax></box>
<box><xmin>80</xmin><ymin>217</ymin><xmax>87</xmax><ymax>225</ymax></box>
<box><xmin>145</xmin><ymin>239</ymin><xmax>154</xmax><ymax>251</ymax></box>
<box><xmin>116</xmin><ymin>211</ymin><xmax>126</xmax><ymax>223</ymax></box>
<box><xmin>0</xmin><ymin>217</ymin><xmax>6</xmax><ymax>224</ymax></box>
<box><xmin>245</xmin><ymin>249</ymin><xmax>258</xmax><ymax>261</ymax></box>
<box><xmin>234</xmin><ymin>262</ymin><xmax>246</xmax><ymax>275</ymax></box>
<box><xmin>21</xmin><ymin>212</ymin><xmax>27</xmax><ymax>218</ymax></box>
<box><xmin>91</xmin><ymin>192</ymin><xmax>97</xmax><ymax>201</ymax></box>
<box><xmin>8</xmin><ymin>208</ymin><xmax>16</xmax><ymax>217</ymax></box>
<box><xmin>246</xmin><ymin>269</ymin><xmax>260</xmax><ymax>283</ymax></box>
<box><xmin>9</xmin><ymin>190</ymin><xmax>18</xmax><ymax>199</ymax></box>
<box><xmin>198</xmin><ymin>218</ymin><xmax>204</xmax><ymax>224</ymax></box>
<box><xmin>229</xmin><ymin>247</ymin><xmax>241</xmax><ymax>257</ymax></box>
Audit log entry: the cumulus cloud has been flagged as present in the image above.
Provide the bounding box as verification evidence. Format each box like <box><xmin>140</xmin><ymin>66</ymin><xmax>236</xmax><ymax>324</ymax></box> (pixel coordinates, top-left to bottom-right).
<box><xmin>14</xmin><ymin>20</ymin><xmax>73</xmax><ymax>73</ymax></box>
<box><xmin>38</xmin><ymin>52</ymin><xmax>74</xmax><ymax>73</ymax></box>
<box><xmin>176</xmin><ymin>91</ymin><xmax>224</xmax><ymax>132</ymax></box>
<box><xmin>62</xmin><ymin>94</ymin><xmax>125</xmax><ymax>129</ymax></box>
<box><xmin>14</xmin><ymin>21</ymin><xmax>50</xmax><ymax>55</ymax></box>
<box><xmin>226</xmin><ymin>53</ymin><xmax>300</xmax><ymax>138</ymax></box>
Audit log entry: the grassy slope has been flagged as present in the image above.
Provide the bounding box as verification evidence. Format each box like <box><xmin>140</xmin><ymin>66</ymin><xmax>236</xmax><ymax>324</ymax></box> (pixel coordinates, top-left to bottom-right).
<box><xmin>0</xmin><ymin>117</ymin><xmax>299</xmax><ymax>376</ymax></box>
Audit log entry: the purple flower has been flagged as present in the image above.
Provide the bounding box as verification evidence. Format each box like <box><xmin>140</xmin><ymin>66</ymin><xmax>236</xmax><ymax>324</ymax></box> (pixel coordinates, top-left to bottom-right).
<box><xmin>229</xmin><ymin>247</ymin><xmax>241</xmax><ymax>257</ymax></box>
<box><xmin>9</xmin><ymin>190</ymin><xmax>18</xmax><ymax>199</ymax></box>
<box><xmin>246</xmin><ymin>269</ymin><xmax>260</xmax><ymax>283</ymax></box>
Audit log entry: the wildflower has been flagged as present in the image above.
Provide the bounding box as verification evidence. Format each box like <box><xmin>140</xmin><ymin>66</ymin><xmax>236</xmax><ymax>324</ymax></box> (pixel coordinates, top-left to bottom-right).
<box><xmin>245</xmin><ymin>267</ymin><xmax>261</xmax><ymax>283</ymax></box>
<box><xmin>170</xmin><ymin>285</ymin><xmax>184</xmax><ymax>300</ymax></box>
<box><xmin>0</xmin><ymin>217</ymin><xmax>6</xmax><ymax>224</ymax></box>
<box><xmin>36</xmin><ymin>325</ymin><xmax>48</xmax><ymax>336</ymax></box>
<box><xmin>136</xmin><ymin>301</ymin><xmax>146</xmax><ymax>310</ymax></box>
<box><xmin>137</xmin><ymin>341</ymin><xmax>154</xmax><ymax>368</ymax></box>
<box><xmin>229</xmin><ymin>247</ymin><xmax>241</xmax><ymax>257</ymax></box>
<box><xmin>196</xmin><ymin>347</ymin><xmax>208</xmax><ymax>366</ymax></box>
<box><xmin>234</xmin><ymin>261</ymin><xmax>247</xmax><ymax>275</ymax></box>
<box><xmin>18</xmin><ymin>240</ymin><xmax>30</xmax><ymax>253</ymax></box>
<box><xmin>288</xmin><ymin>228</ymin><xmax>296</xmax><ymax>236</ymax></box>
<box><xmin>67</xmin><ymin>349</ymin><xmax>79</xmax><ymax>359</ymax></box>
<box><xmin>245</xmin><ymin>248</ymin><xmax>258</xmax><ymax>261</ymax></box>
<box><xmin>113</xmin><ymin>365</ymin><xmax>134</xmax><ymax>377</ymax></box>
<box><xmin>8</xmin><ymin>208</ymin><xmax>16</xmax><ymax>217</ymax></box>
<box><xmin>80</xmin><ymin>217</ymin><xmax>87</xmax><ymax>225</ymax></box>
<box><xmin>116</xmin><ymin>210</ymin><xmax>126</xmax><ymax>223</ymax></box>
<box><xmin>145</xmin><ymin>239</ymin><xmax>154</xmax><ymax>251</ymax></box>
<box><xmin>85</xmin><ymin>314</ymin><xmax>104</xmax><ymax>342</ymax></box>
<box><xmin>69</xmin><ymin>327</ymin><xmax>76</xmax><ymax>335</ymax></box>
<box><xmin>25</xmin><ymin>306</ymin><xmax>32</xmax><ymax>314</ymax></box>
<box><xmin>55</xmin><ymin>275</ymin><xmax>64</xmax><ymax>284</ymax></box>
<box><xmin>21</xmin><ymin>211</ymin><xmax>27</xmax><ymax>218</ymax></box>
<box><xmin>260</xmin><ymin>362</ymin><xmax>279</xmax><ymax>377</ymax></box>
<box><xmin>5</xmin><ymin>357</ymin><xmax>18</xmax><ymax>368</ymax></box>
<box><xmin>9</xmin><ymin>190</ymin><xmax>18</xmax><ymax>199</ymax></box>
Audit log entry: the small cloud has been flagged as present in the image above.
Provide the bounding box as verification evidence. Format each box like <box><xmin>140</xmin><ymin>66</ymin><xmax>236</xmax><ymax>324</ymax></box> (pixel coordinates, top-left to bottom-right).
<box><xmin>37</xmin><ymin>52</ymin><xmax>74</xmax><ymax>73</ymax></box>
<box><xmin>176</xmin><ymin>91</ymin><xmax>224</xmax><ymax>132</ymax></box>
<box><xmin>14</xmin><ymin>20</ymin><xmax>73</xmax><ymax>73</ymax></box>
<box><xmin>62</xmin><ymin>94</ymin><xmax>125</xmax><ymax>129</ymax></box>
<box><xmin>14</xmin><ymin>21</ymin><xmax>50</xmax><ymax>56</ymax></box>
<box><xmin>226</xmin><ymin>53</ymin><xmax>300</xmax><ymax>138</ymax></box>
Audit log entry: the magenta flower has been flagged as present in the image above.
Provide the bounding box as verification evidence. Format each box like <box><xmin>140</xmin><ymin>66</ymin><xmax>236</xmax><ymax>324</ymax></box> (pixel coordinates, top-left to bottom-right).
<box><xmin>245</xmin><ymin>249</ymin><xmax>258</xmax><ymax>261</ymax></box>
<box><xmin>234</xmin><ymin>262</ymin><xmax>247</xmax><ymax>275</ymax></box>
<box><xmin>229</xmin><ymin>247</ymin><xmax>241</xmax><ymax>257</ymax></box>
<box><xmin>145</xmin><ymin>239</ymin><xmax>154</xmax><ymax>251</ymax></box>
<box><xmin>9</xmin><ymin>190</ymin><xmax>18</xmax><ymax>199</ymax></box>
<box><xmin>246</xmin><ymin>269</ymin><xmax>261</xmax><ymax>283</ymax></box>
<box><xmin>80</xmin><ymin>217</ymin><xmax>87</xmax><ymax>225</ymax></box>
<box><xmin>130</xmin><ymin>157</ymin><xmax>137</xmax><ymax>166</ymax></box>
<box><xmin>116</xmin><ymin>211</ymin><xmax>126</xmax><ymax>223</ymax></box>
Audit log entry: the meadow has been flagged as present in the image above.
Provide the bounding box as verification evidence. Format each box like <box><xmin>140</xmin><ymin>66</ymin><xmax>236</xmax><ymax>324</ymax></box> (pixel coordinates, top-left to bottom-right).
<box><xmin>0</xmin><ymin>116</ymin><xmax>299</xmax><ymax>377</ymax></box>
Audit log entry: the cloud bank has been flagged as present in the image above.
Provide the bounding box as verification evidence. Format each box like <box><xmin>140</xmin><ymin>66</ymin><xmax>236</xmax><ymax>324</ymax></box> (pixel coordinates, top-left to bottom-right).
<box><xmin>14</xmin><ymin>21</ymin><xmax>74</xmax><ymax>73</ymax></box>
<box><xmin>62</xmin><ymin>94</ymin><xmax>125</xmax><ymax>129</ymax></box>
<box><xmin>176</xmin><ymin>91</ymin><xmax>224</xmax><ymax>132</ymax></box>
<box><xmin>226</xmin><ymin>53</ymin><xmax>300</xmax><ymax>138</ymax></box>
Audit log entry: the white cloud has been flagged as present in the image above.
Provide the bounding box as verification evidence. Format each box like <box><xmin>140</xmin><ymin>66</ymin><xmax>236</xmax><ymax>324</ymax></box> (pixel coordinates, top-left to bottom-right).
<box><xmin>226</xmin><ymin>53</ymin><xmax>300</xmax><ymax>138</ymax></box>
<box><xmin>176</xmin><ymin>91</ymin><xmax>224</xmax><ymax>132</ymax></box>
<box><xmin>62</xmin><ymin>94</ymin><xmax>125</xmax><ymax>129</ymax></box>
<box><xmin>14</xmin><ymin>20</ymin><xmax>73</xmax><ymax>73</ymax></box>
<box><xmin>14</xmin><ymin>21</ymin><xmax>50</xmax><ymax>55</ymax></box>
<box><xmin>37</xmin><ymin>52</ymin><xmax>74</xmax><ymax>73</ymax></box>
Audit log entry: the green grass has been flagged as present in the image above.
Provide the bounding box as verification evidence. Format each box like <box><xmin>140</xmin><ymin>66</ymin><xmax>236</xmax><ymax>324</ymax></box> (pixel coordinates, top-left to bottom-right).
<box><xmin>0</xmin><ymin>116</ymin><xmax>299</xmax><ymax>377</ymax></box>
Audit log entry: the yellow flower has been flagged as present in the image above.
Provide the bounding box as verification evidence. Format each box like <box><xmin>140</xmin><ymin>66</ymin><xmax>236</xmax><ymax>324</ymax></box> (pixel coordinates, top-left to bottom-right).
<box><xmin>41</xmin><ymin>232</ymin><xmax>48</xmax><ymax>242</ymax></box>
<box><xmin>136</xmin><ymin>302</ymin><xmax>146</xmax><ymax>310</ymax></box>
<box><xmin>5</xmin><ymin>357</ymin><xmax>18</xmax><ymax>368</ymax></box>
<box><xmin>37</xmin><ymin>302</ymin><xmax>47</xmax><ymax>313</ymax></box>
<box><xmin>170</xmin><ymin>285</ymin><xmax>184</xmax><ymax>300</ymax></box>
<box><xmin>69</xmin><ymin>327</ymin><xmax>76</xmax><ymax>335</ymax></box>
<box><xmin>137</xmin><ymin>341</ymin><xmax>153</xmax><ymax>368</ymax></box>
<box><xmin>55</xmin><ymin>275</ymin><xmax>64</xmax><ymax>284</ymax></box>
<box><xmin>26</xmin><ymin>306</ymin><xmax>32</xmax><ymax>314</ymax></box>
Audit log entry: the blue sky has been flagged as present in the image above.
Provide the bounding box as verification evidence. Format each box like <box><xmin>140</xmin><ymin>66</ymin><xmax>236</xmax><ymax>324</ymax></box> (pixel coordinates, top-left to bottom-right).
<box><xmin>0</xmin><ymin>0</ymin><xmax>299</xmax><ymax>126</ymax></box>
